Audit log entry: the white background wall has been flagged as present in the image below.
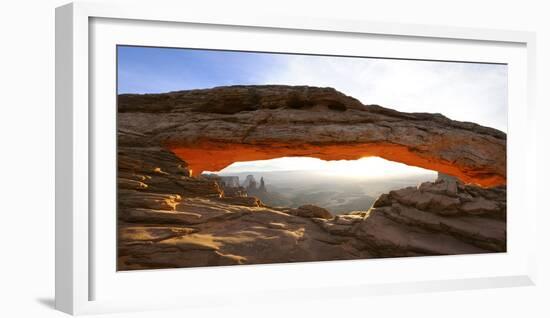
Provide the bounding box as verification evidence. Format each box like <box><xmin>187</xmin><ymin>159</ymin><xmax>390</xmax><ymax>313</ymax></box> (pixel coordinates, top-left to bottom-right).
<box><xmin>0</xmin><ymin>0</ymin><xmax>547</xmax><ymax>317</ymax></box>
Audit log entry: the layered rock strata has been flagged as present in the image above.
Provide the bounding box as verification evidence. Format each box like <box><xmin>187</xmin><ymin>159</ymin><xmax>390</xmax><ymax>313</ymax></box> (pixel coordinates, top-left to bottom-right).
<box><xmin>117</xmin><ymin>85</ymin><xmax>507</xmax><ymax>270</ymax></box>
<box><xmin>119</xmin><ymin>85</ymin><xmax>506</xmax><ymax>187</ymax></box>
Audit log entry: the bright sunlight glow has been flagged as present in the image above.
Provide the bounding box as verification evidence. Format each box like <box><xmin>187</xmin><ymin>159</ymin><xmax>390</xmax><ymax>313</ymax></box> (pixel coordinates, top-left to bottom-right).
<box><xmin>211</xmin><ymin>156</ymin><xmax>436</xmax><ymax>180</ymax></box>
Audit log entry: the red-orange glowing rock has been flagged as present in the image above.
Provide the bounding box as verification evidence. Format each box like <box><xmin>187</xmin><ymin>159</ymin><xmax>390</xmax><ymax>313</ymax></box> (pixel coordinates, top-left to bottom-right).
<box><xmin>119</xmin><ymin>85</ymin><xmax>506</xmax><ymax>187</ymax></box>
<box><xmin>169</xmin><ymin>141</ymin><xmax>505</xmax><ymax>187</ymax></box>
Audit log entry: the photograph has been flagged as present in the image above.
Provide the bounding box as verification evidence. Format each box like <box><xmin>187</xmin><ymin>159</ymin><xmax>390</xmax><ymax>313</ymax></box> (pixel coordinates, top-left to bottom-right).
<box><xmin>116</xmin><ymin>45</ymin><xmax>507</xmax><ymax>271</ymax></box>
<box><xmin>2</xmin><ymin>0</ymin><xmax>541</xmax><ymax>316</ymax></box>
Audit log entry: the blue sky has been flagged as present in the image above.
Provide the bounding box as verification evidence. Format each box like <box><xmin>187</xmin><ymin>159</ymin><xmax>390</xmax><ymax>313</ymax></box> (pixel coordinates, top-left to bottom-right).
<box><xmin>118</xmin><ymin>45</ymin><xmax>508</xmax><ymax>132</ymax></box>
<box><xmin>118</xmin><ymin>46</ymin><xmax>287</xmax><ymax>94</ymax></box>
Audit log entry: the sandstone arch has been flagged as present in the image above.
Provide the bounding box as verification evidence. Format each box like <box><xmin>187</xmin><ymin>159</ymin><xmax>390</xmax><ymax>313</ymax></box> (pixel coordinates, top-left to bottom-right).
<box><xmin>117</xmin><ymin>85</ymin><xmax>507</xmax><ymax>270</ymax></box>
<box><xmin>118</xmin><ymin>85</ymin><xmax>506</xmax><ymax>187</ymax></box>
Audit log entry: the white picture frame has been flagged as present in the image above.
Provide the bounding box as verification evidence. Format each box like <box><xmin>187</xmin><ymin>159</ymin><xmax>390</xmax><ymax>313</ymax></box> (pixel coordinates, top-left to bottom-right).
<box><xmin>55</xmin><ymin>1</ymin><xmax>538</xmax><ymax>315</ymax></box>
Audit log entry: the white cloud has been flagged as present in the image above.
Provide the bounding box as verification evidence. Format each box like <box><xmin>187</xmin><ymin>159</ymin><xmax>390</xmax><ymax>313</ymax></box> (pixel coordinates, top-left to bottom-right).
<box><xmin>258</xmin><ymin>55</ymin><xmax>507</xmax><ymax>132</ymax></box>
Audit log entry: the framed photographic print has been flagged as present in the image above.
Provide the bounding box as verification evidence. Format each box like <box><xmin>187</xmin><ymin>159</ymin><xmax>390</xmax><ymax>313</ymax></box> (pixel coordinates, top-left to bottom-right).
<box><xmin>56</xmin><ymin>1</ymin><xmax>537</xmax><ymax>315</ymax></box>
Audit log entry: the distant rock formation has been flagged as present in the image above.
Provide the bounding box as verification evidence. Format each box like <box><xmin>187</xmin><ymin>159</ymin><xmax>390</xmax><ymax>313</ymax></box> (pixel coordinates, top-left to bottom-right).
<box><xmin>243</xmin><ymin>175</ymin><xmax>269</xmax><ymax>200</ymax></box>
<box><xmin>116</xmin><ymin>85</ymin><xmax>507</xmax><ymax>270</ymax></box>
<box><xmin>203</xmin><ymin>174</ymin><xmax>240</xmax><ymax>189</ymax></box>
<box><xmin>220</xmin><ymin>176</ymin><xmax>240</xmax><ymax>188</ymax></box>
<box><xmin>242</xmin><ymin>175</ymin><xmax>257</xmax><ymax>189</ymax></box>
<box><xmin>243</xmin><ymin>175</ymin><xmax>266</xmax><ymax>191</ymax></box>
<box><xmin>258</xmin><ymin>177</ymin><xmax>267</xmax><ymax>193</ymax></box>
<box><xmin>201</xmin><ymin>173</ymin><xmax>247</xmax><ymax>198</ymax></box>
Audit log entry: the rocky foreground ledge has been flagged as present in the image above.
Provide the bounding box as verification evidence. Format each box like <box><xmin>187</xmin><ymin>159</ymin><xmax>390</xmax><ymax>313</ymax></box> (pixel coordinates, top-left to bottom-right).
<box><xmin>117</xmin><ymin>85</ymin><xmax>506</xmax><ymax>270</ymax></box>
<box><xmin>117</xmin><ymin>143</ymin><xmax>505</xmax><ymax>270</ymax></box>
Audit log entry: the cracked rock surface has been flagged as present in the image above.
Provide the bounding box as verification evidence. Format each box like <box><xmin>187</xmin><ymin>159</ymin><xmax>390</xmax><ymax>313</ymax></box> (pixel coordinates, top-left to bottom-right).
<box><xmin>117</xmin><ymin>146</ymin><xmax>505</xmax><ymax>270</ymax></box>
<box><xmin>116</xmin><ymin>85</ymin><xmax>506</xmax><ymax>270</ymax></box>
<box><xmin>119</xmin><ymin>85</ymin><xmax>506</xmax><ymax>187</ymax></box>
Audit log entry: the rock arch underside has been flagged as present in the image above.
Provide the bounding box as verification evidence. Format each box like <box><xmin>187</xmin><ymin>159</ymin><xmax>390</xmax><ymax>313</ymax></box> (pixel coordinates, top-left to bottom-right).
<box><xmin>117</xmin><ymin>85</ymin><xmax>506</xmax><ymax>270</ymax></box>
